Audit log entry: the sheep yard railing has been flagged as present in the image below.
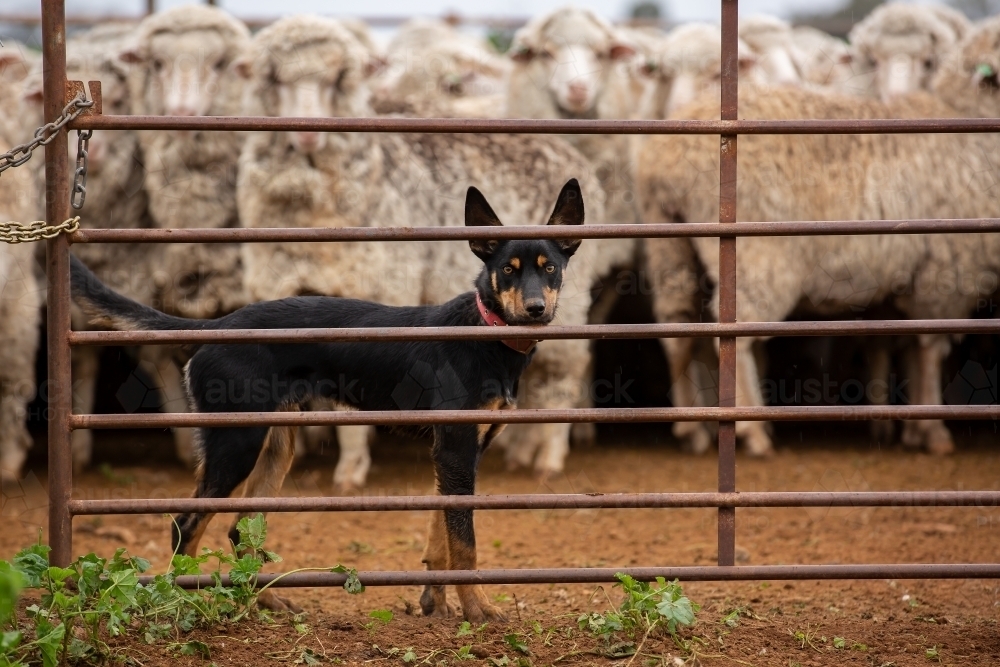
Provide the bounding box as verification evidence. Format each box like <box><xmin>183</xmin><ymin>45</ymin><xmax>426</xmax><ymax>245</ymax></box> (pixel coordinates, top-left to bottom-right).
<box><xmin>34</xmin><ymin>0</ymin><xmax>1000</xmax><ymax>588</ymax></box>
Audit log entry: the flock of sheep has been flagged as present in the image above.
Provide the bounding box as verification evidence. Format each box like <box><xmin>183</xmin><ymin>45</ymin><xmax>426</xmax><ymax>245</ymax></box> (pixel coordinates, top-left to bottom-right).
<box><xmin>0</xmin><ymin>2</ymin><xmax>997</xmax><ymax>491</ymax></box>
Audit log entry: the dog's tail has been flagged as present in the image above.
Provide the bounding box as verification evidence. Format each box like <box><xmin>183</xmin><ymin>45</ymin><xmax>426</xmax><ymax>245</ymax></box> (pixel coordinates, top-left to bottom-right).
<box><xmin>71</xmin><ymin>255</ymin><xmax>212</xmax><ymax>332</ymax></box>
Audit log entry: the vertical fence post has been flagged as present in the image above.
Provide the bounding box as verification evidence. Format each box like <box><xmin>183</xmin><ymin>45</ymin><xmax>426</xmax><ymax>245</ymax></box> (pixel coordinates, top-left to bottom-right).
<box><xmin>716</xmin><ymin>0</ymin><xmax>739</xmax><ymax>567</ymax></box>
<box><xmin>41</xmin><ymin>0</ymin><xmax>74</xmax><ymax>567</ymax></box>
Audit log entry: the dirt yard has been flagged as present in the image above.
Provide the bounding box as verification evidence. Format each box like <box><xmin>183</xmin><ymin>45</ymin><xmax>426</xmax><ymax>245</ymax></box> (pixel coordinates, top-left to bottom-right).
<box><xmin>3</xmin><ymin>424</ymin><xmax>1000</xmax><ymax>666</ymax></box>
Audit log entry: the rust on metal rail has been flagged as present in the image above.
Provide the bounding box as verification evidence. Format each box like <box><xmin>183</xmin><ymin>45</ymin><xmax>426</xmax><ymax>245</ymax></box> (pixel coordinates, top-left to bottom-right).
<box><xmin>42</xmin><ymin>0</ymin><xmax>74</xmax><ymax>569</ymax></box>
<box><xmin>716</xmin><ymin>0</ymin><xmax>739</xmax><ymax>568</ymax></box>
<box><xmin>70</xmin><ymin>218</ymin><xmax>1000</xmax><ymax>244</ymax></box>
<box><xmin>67</xmin><ymin>491</ymin><xmax>1000</xmax><ymax>516</ymax></box>
<box><xmin>65</xmin><ymin>319</ymin><xmax>1000</xmax><ymax>347</ymax></box>
<box><xmin>69</xmin><ymin>405</ymin><xmax>1000</xmax><ymax>430</ymax></box>
<box><xmin>68</xmin><ymin>115</ymin><xmax>1000</xmax><ymax>134</ymax></box>
<box><xmin>144</xmin><ymin>564</ymin><xmax>1000</xmax><ymax>590</ymax></box>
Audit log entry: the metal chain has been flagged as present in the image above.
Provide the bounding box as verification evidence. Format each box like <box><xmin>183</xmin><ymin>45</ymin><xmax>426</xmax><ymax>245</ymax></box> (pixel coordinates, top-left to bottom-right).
<box><xmin>0</xmin><ymin>217</ymin><xmax>81</xmax><ymax>244</ymax></box>
<box><xmin>0</xmin><ymin>96</ymin><xmax>94</xmax><ymax>176</ymax></box>
<box><xmin>71</xmin><ymin>129</ymin><xmax>92</xmax><ymax>210</ymax></box>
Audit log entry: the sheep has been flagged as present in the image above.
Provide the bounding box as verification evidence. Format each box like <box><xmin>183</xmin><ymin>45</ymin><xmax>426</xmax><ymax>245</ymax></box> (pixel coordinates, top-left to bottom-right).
<box><xmin>636</xmin><ymin>17</ymin><xmax>1000</xmax><ymax>456</ymax></box>
<box><xmin>637</xmin><ymin>23</ymin><xmax>761</xmax><ymax>121</ymax></box>
<box><xmin>369</xmin><ymin>19</ymin><xmax>509</xmax><ymax>118</ymax></box>
<box><xmin>506</xmin><ymin>7</ymin><xmax>639</xmax><ymax>232</ymax></box>
<box><xmin>788</xmin><ymin>26</ymin><xmax>872</xmax><ymax>95</ymax></box>
<box><xmin>236</xmin><ymin>15</ymin><xmax>609</xmax><ymax>488</ymax></box>
<box><xmin>738</xmin><ymin>15</ymin><xmax>803</xmax><ymax>86</ymax></box>
<box><xmin>504</xmin><ymin>7</ymin><xmax>647</xmax><ymax>457</ymax></box>
<box><xmin>0</xmin><ymin>55</ymin><xmax>42</xmax><ymax>485</ymax></box>
<box><xmin>110</xmin><ymin>6</ymin><xmax>250</xmax><ymax>466</ymax></box>
<box><xmin>849</xmin><ymin>2</ymin><xmax>970</xmax><ymax>101</ymax></box>
<box><xmin>119</xmin><ymin>4</ymin><xmax>250</xmax><ymax>322</ymax></box>
<box><xmin>19</xmin><ymin>24</ymin><xmax>209</xmax><ymax>470</ymax></box>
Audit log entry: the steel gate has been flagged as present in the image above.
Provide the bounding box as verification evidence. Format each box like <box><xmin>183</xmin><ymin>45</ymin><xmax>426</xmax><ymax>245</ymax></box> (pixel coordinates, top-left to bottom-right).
<box><xmin>32</xmin><ymin>0</ymin><xmax>1000</xmax><ymax>589</ymax></box>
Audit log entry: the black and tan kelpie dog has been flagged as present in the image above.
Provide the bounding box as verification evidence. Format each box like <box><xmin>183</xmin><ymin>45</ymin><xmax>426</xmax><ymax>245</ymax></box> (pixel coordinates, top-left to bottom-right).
<box><xmin>70</xmin><ymin>179</ymin><xmax>585</xmax><ymax>622</ymax></box>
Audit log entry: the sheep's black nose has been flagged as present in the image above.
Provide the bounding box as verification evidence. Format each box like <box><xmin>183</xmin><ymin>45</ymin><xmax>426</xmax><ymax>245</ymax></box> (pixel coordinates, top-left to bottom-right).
<box><xmin>525</xmin><ymin>299</ymin><xmax>546</xmax><ymax>318</ymax></box>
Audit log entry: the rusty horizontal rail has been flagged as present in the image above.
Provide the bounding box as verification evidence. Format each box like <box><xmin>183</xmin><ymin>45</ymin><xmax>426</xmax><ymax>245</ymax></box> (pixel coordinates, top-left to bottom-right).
<box><xmin>68</xmin><ymin>491</ymin><xmax>1000</xmax><ymax>516</ymax></box>
<box><xmin>68</xmin><ymin>115</ymin><xmax>1000</xmax><ymax>134</ymax></box>
<box><xmin>70</xmin><ymin>405</ymin><xmax>1000</xmax><ymax>430</ymax></box>
<box><xmin>68</xmin><ymin>319</ymin><xmax>1000</xmax><ymax>347</ymax></box>
<box><xmin>141</xmin><ymin>564</ymin><xmax>1000</xmax><ymax>589</ymax></box>
<box><xmin>0</xmin><ymin>12</ymin><xmax>587</xmax><ymax>30</ymax></box>
<box><xmin>68</xmin><ymin>218</ymin><xmax>1000</xmax><ymax>244</ymax></box>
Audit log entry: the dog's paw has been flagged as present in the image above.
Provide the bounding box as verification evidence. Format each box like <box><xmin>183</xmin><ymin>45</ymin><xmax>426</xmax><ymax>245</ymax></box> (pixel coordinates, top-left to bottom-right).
<box><xmin>257</xmin><ymin>590</ymin><xmax>303</xmax><ymax>614</ymax></box>
<box><xmin>462</xmin><ymin>601</ymin><xmax>507</xmax><ymax>624</ymax></box>
<box><xmin>456</xmin><ymin>585</ymin><xmax>508</xmax><ymax>624</ymax></box>
<box><xmin>420</xmin><ymin>585</ymin><xmax>456</xmax><ymax>618</ymax></box>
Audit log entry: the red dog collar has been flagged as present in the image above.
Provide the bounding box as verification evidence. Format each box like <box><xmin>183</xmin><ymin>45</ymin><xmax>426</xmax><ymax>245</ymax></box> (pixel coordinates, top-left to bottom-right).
<box><xmin>475</xmin><ymin>291</ymin><xmax>538</xmax><ymax>354</ymax></box>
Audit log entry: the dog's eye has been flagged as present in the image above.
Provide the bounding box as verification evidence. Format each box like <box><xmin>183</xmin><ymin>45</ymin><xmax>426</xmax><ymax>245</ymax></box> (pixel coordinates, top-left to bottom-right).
<box><xmin>503</xmin><ymin>265</ymin><xmax>514</xmax><ymax>275</ymax></box>
<box><xmin>545</xmin><ymin>264</ymin><xmax>556</xmax><ymax>274</ymax></box>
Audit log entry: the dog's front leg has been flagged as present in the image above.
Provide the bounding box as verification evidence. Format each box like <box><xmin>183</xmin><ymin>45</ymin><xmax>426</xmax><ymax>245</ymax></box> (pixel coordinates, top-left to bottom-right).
<box><xmin>422</xmin><ymin>424</ymin><xmax>506</xmax><ymax>623</ymax></box>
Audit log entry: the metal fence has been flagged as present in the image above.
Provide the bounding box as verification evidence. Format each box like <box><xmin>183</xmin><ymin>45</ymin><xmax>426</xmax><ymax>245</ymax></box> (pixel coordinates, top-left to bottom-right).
<box><xmin>36</xmin><ymin>0</ymin><xmax>1000</xmax><ymax>587</ymax></box>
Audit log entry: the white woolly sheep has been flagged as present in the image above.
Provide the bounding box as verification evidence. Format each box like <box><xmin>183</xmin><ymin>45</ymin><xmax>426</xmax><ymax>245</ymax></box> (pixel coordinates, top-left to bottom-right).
<box><xmin>505</xmin><ymin>7</ymin><xmax>640</xmax><ymax>232</ymax></box>
<box><xmin>236</xmin><ymin>15</ymin><xmax>609</xmax><ymax>487</ymax></box>
<box><xmin>120</xmin><ymin>4</ymin><xmax>250</xmax><ymax>322</ymax></box>
<box><xmin>0</xmin><ymin>58</ymin><xmax>42</xmax><ymax>485</ymax></box>
<box><xmin>636</xmin><ymin>17</ymin><xmax>1000</xmax><ymax>456</ymax></box>
<box><xmin>504</xmin><ymin>7</ymin><xmax>646</xmax><ymax>456</ymax></box>
<box><xmin>370</xmin><ymin>19</ymin><xmax>509</xmax><ymax>118</ymax></box>
<box><xmin>849</xmin><ymin>2</ymin><xmax>970</xmax><ymax>101</ymax></box>
<box><xmin>738</xmin><ymin>15</ymin><xmax>803</xmax><ymax>86</ymax></box>
<box><xmin>788</xmin><ymin>26</ymin><xmax>871</xmax><ymax>95</ymax></box>
<box><xmin>22</xmin><ymin>24</ymin><xmax>206</xmax><ymax>470</ymax></box>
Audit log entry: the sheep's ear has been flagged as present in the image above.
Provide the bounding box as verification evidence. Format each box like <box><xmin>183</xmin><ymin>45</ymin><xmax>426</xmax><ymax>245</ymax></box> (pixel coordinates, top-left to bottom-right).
<box><xmin>0</xmin><ymin>51</ymin><xmax>25</xmax><ymax>70</ymax></box>
<box><xmin>737</xmin><ymin>52</ymin><xmax>757</xmax><ymax>74</ymax></box>
<box><xmin>466</xmin><ymin>186</ymin><xmax>504</xmax><ymax>260</ymax></box>
<box><xmin>233</xmin><ymin>56</ymin><xmax>253</xmax><ymax>79</ymax></box>
<box><xmin>546</xmin><ymin>178</ymin><xmax>584</xmax><ymax>257</ymax></box>
<box><xmin>363</xmin><ymin>55</ymin><xmax>387</xmax><ymax>78</ymax></box>
<box><xmin>119</xmin><ymin>46</ymin><xmax>144</xmax><ymax>64</ymax></box>
<box><xmin>609</xmin><ymin>43</ymin><xmax>636</xmax><ymax>60</ymax></box>
<box><xmin>510</xmin><ymin>45</ymin><xmax>535</xmax><ymax>63</ymax></box>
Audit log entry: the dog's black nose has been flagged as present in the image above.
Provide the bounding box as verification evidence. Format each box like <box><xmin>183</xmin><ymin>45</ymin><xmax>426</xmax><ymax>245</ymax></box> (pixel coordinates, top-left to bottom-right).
<box><xmin>525</xmin><ymin>299</ymin><xmax>546</xmax><ymax>318</ymax></box>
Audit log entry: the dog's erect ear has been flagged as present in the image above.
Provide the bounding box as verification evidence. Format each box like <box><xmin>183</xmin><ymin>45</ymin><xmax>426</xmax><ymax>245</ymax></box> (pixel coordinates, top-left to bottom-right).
<box><xmin>546</xmin><ymin>178</ymin><xmax>584</xmax><ymax>257</ymax></box>
<box><xmin>466</xmin><ymin>186</ymin><xmax>504</xmax><ymax>261</ymax></box>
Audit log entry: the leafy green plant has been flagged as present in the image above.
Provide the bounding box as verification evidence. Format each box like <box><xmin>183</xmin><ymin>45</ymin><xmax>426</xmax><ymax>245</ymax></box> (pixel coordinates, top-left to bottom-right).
<box><xmin>578</xmin><ymin>574</ymin><xmax>699</xmax><ymax>643</ymax></box>
<box><xmin>0</xmin><ymin>514</ymin><xmax>362</xmax><ymax>667</ymax></box>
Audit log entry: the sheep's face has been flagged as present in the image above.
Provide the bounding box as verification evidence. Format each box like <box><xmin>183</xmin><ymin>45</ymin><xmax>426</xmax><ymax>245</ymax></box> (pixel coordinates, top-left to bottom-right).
<box><xmin>511</xmin><ymin>12</ymin><xmax>634</xmax><ymax>118</ymax></box>
<box><xmin>142</xmin><ymin>30</ymin><xmax>233</xmax><ymax>116</ymax></box>
<box><xmin>647</xmin><ymin>37</ymin><xmax>759</xmax><ymax>119</ymax></box>
<box><xmin>861</xmin><ymin>32</ymin><xmax>953</xmax><ymax>102</ymax></box>
<box><xmin>371</xmin><ymin>50</ymin><xmax>506</xmax><ymax>114</ymax></box>
<box><xmin>749</xmin><ymin>44</ymin><xmax>801</xmax><ymax>86</ymax></box>
<box><xmin>871</xmin><ymin>45</ymin><xmax>937</xmax><ymax>101</ymax></box>
<box><xmin>263</xmin><ymin>42</ymin><xmax>365</xmax><ymax>154</ymax></box>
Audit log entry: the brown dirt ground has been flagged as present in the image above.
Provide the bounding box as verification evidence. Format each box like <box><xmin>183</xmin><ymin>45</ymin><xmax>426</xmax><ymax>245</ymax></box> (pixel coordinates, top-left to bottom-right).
<box><xmin>4</xmin><ymin>424</ymin><xmax>1000</xmax><ymax>666</ymax></box>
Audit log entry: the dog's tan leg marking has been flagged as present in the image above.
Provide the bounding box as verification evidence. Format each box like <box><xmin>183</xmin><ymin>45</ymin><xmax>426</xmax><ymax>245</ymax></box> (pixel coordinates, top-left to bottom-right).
<box><xmin>179</xmin><ymin>511</ymin><xmax>215</xmax><ymax>557</ymax></box>
<box><xmin>232</xmin><ymin>408</ymin><xmax>302</xmax><ymax>613</ymax></box>
<box><xmin>448</xmin><ymin>533</ymin><xmax>506</xmax><ymax>623</ymax></box>
<box><xmin>420</xmin><ymin>509</ymin><xmax>455</xmax><ymax>617</ymax></box>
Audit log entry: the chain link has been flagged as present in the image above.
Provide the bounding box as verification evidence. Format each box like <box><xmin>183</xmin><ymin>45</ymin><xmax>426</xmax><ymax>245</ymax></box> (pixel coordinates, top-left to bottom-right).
<box><xmin>0</xmin><ymin>217</ymin><xmax>81</xmax><ymax>244</ymax></box>
<box><xmin>0</xmin><ymin>96</ymin><xmax>94</xmax><ymax>176</ymax></box>
<box><xmin>71</xmin><ymin>129</ymin><xmax>92</xmax><ymax>210</ymax></box>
